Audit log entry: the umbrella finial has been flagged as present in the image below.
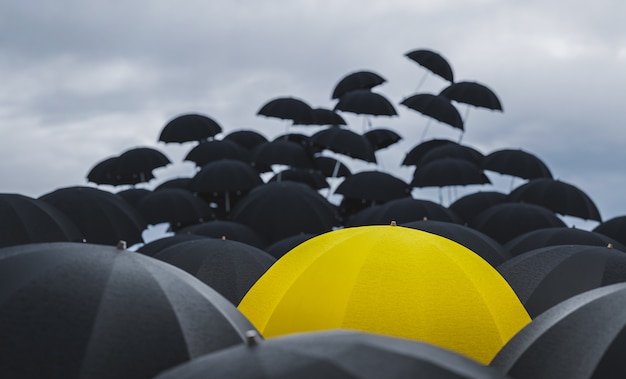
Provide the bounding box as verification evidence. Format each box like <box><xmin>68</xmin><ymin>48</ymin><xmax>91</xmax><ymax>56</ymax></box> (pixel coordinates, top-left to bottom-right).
<box><xmin>390</xmin><ymin>220</ymin><xmax>397</xmax><ymax>226</ymax></box>
<box><xmin>221</xmin><ymin>235</ymin><xmax>227</xmax><ymax>241</ymax></box>
<box><xmin>116</xmin><ymin>240</ymin><xmax>127</xmax><ymax>250</ymax></box>
<box><xmin>423</xmin><ymin>216</ymin><xmax>428</xmax><ymax>221</ymax></box>
<box><xmin>245</xmin><ymin>330</ymin><xmax>260</xmax><ymax>346</ymax></box>
<box><xmin>608</xmin><ymin>243</ymin><xmax>614</xmax><ymax>249</ymax></box>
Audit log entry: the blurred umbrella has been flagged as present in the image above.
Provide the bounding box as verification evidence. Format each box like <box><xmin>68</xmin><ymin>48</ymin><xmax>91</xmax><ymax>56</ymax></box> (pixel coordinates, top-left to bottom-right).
<box><xmin>507</xmin><ymin>178</ymin><xmax>602</xmax><ymax>221</ymax></box>
<box><xmin>410</xmin><ymin>158</ymin><xmax>491</xmax><ymax>188</ymax></box>
<box><xmin>482</xmin><ymin>149</ymin><xmax>552</xmax><ymax>181</ymax></box>
<box><xmin>263</xmin><ymin>233</ymin><xmax>315</xmax><ymax>260</ymax></box>
<box><xmin>400</xmin><ymin>93</ymin><xmax>464</xmax><ymax>134</ymax></box>
<box><xmin>116</xmin><ymin>188</ymin><xmax>151</xmax><ymax>207</ymax></box>
<box><xmin>331</xmin><ymin>70</ymin><xmax>387</xmax><ymax>99</ymax></box>
<box><xmin>363</xmin><ymin>127</ymin><xmax>402</xmax><ymax>150</ymax></box>
<box><xmin>439</xmin><ymin>81</ymin><xmax>503</xmax><ymax>111</ymax></box>
<box><xmin>252</xmin><ymin>139</ymin><xmax>315</xmax><ymax>170</ymax></box>
<box><xmin>268</xmin><ymin>168</ymin><xmax>329</xmax><ymax>190</ymax></box>
<box><xmin>154</xmin><ymin>177</ymin><xmax>192</xmax><ymax>191</ymax></box>
<box><xmin>158</xmin><ymin>113</ymin><xmax>222</xmax><ymax>143</ymax></box>
<box><xmin>177</xmin><ymin>220</ymin><xmax>269</xmax><ymax>249</ymax></box>
<box><xmin>405</xmin><ymin>48</ymin><xmax>455</xmax><ymax>82</ymax></box>
<box><xmin>257</xmin><ymin>96</ymin><xmax>316</xmax><ymax>125</ymax></box>
<box><xmin>497</xmin><ymin>244</ymin><xmax>626</xmax><ymax>318</ymax></box>
<box><xmin>230</xmin><ymin>182</ymin><xmax>341</xmax><ymax>245</ymax></box>
<box><xmin>184</xmin><ymin>139</ymin><xmax>251</xmax><ymax>167</ymax></box>
<box><xmin>403</xmin><ymin>219</ymin><xmax>511</xmax><ymax>267</ymax></box>
<box><xmin>39</xmin><ymin>186</ymin><xmax>146</xmax><ymax>246</ymax></box>
<box><xmin>87</xmin><ymin>156</ymin><xmax>139</xmax><ymax>186</ymax></box>
<box><xmin>334</xmin><ymin>89</ymin><xmax>398</xmax><ymax>117</ymax></box>
<box><xmin>490</xmin><ymin>282</ymin><xmax>626</xmax><ymax>379</ymax></box>
<box><xmin>136</xmin><ymin>188</ymin><xmax>214</xmax><ymax>231</ymax></box>
<box><xmin>313</xmin><ymin>156</ymin><xmax>352</xmax><ymax>178</ymax></box>
<box><xmin>335</xmin><ymin>170</ymin><xmax>411</xmax><ymax>204</ymax></box>
<box><xmin>0</xmin><ymin>242</ymin><xmax>259</xmax><ymax>379</ymax></box>
<box><xmin>297</xmin><ymin>107</ymin><xmax>347</xmax><ymax>126</ymax></box>
<box><xmin>239</xmin><ymin>225</ymin><xmax>530</xmax><ymax>364</ymax></box>
<box><xmin>115</xmin><ymin>146</ymin><xmax>171</xmax><ymax>184</ymax></box>
<box><xmin>417</xmin><ymin>143</ymin><xmax>484</xmax><ymax>168</ymax></box>
<box><xmin>137</xmin><ymin>233</ymin><xmax>207</xmax><ymax>257</ymax></box>
<box><xmin>503</xmin><ymin>226</ymin><xmax>625</xmax><ymax>257</ymax></box>
<box><xmin>448</xmin><ymin>191</ymin><xmax>507</xmax><ymax>225</ymax></box>
<box><xmin>0</xmin><ymin>193</ymin><xmax>83</xmax><ymax>248</ymax></box>
<box><xmin>401</xmin><ymin>139</ymin><xmax>457</xmax><ymax>166</ymax></box>
<box><xmin>153</xmin><ymin>238</ymin><xmax>275</xmax><ymax>305</ymax></box>
<box><xmin>347</xmin><ymin>198</ymin><xmax>461</xmax><ymax>226</ymax></box>
<box><xmin>469</xmin><ymin>203</ymin><xmax>566</xmax><ymax>245</ymax></box>
<box><xmin>593</xmin><ymin>215</ymin><xmax>626</xmax><ymax>246</ymax></box>
<box><xmin>310</xmin><ymin>127</ymin><xmax>376</xmax><ymax>163</ymax></box>
<box><xmin>156</xmin><ymin>330</ymin><xmax>510</xmax><ymax>379</ymax></box>
<box><xmin>223</xmin><ymin>129</ymin><xmax>269</xmax><ymax>151</ymax></box>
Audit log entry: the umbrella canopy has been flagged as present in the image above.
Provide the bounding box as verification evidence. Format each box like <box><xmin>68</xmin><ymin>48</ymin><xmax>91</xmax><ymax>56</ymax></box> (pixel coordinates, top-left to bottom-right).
<box><xmin>39</xmin><ymin>186</ymin><xmax>147</xmax><ymax>246</ymax></box>
<box><xmin>310</xmin><ymin>127</ymin><xmax>376</xmax><ymax>163</ymax></box>
<box><xmin>335</xmin><ymin>170</ymin><xmax>411</xmax><ymax>204</ymax></box>
<box><xmin>137</xmin><ymin>233</ymin><xmax>208</xmax><ymax>257</ymax></box>
<box><xmin>0</xmin><ymin>242</ymin><xmax>259</xmax><ymax>379</ymax></box>
<box><xmin>263</xmin><ymin>233</ymin><xmax>316</xmax><ymax>260</ymax></box>
<box><xmin>403</xmin><ymin>219</ymin><xmax>511</xmax><ymax>267</ymax></box>
<box><xmin>177</xmin><ymin>220</ymin><xmax>269</xmax><ymax>249</ymax></box>
<box><xmin>469</xmin><ymin>203</ymin><xmax>566</xmax><ymax>245</ymax></box>
<box><xmin>410</xmin><ymin>158</ymin><xmax>491</xmax><ymax>188</ymax></box>
<box><xmin>184</xmin><ymin>139</ymin><xmax>251</xmax><ymax>167</ymax></box>
<box><xmin>87</xmin><ymin>156</ymin><xmax>145</xmax><ymax>186</ymax></box>
<box><xmin>158</xmin><ymin>113</ymin><xmax>223</xmax><ymax>143</ymax></box>
<box><xmin>503</xmin><ymin>226</ymin><xmax>626</xmax><ymax>257</ymax></box>
<box><xmin>490</xmin><ymin>282</ymin><xmax>626</xmax><ymax>379</ymax></box>
<box><xmin>439</xmin><ymin>81</ymin><xmax>503</xmax><ymax>111</ymax></box>
<box><xmin>257</xmin><ymin>96</ymin><xmax>316</xmax><ymax>125</ymax></box>
<box><xmin>347</xmin><ymin>198</ymin><xmax>462</xmax><ymax>226</ymax></box>
<box><xmin>238</xmin><ymin>225</ymin><xmax>530</xmax><ymax>364</ymax></box>
<box><xmin>593</xmin><ymin>215</ymin><xmax>626</xmax><ymax>246</ymax></box>
<box><xmin>331</xmin><ymin>70</ymin><xmax>387</xmax><ymax>99</ymax></box>
<box><xmin>507</xmin><ymin>178</ymin><xmax>602</xmax><ymax>221</ymax></box>
<box><xmin>363</xmin><ymin>127</ymin><xmax>403</xmax><ymax>150</ymax></box>
<box><xmin>189</xmin><ymin>159</ymin><xmax>264</xmax><ymax>194</ymax></box>
<box><xmin>496</xmin><ymin>244</ymin><xmax>626</xmax><ymax>318</ymax></box>
<box><xmin>154</xmin><ymin>177</ymin><xmax>193</xmax><ymax>191</ymax></box>
<box><xmin>312</xmin><ymin>156</ymin><xmax>352</xmax><ymax>178</ymax></box>
<box><xmin>156</xmin><ymin>330</ymin><xmax>510</xmax><ymax>379</ymax></box>
<box><xmin>296</xmin><ymin>107</ymin><xmax>347</xmax><ymax>126</ymax></box>
<box><xmin>334</xmin><ymin>89</ymin><xmax>398</xmax><ymax>117</ymax></box>
<box><xmin>0</xmin><ymin>193</ymin><xmax>84</xmax><ymax>248</ymax></box>
<box><xmin>223</xmin><ymin>129</ymin><xmax>269</xmax><ymax>151</ymax></box>
<box><xmin>153</xmin><ymin>238</ymin><xmax>276</xmax><ymax>305</ymax></box>
<box><xmin>114</xmin><ymin>146</ymin><xmax>171</xmax><ymax>184</ymax></box>
<box><xmin>482</xmin><ymin>149</ymin><xmax>552</xmax><ymax>180</ymax></box>
<box><xmin>251</xmin><ymin>139</ymin><xmax>315</xmax><ymax>169</ymax></box>
<box><xmin>400</xmin><ymin>93</ymin><xmax>464</xmax><ymax>130</ymax></box>
<box><xmin>401</xmin><ymin>139</ymin><xmax>458</xmax><ymax>166</ymax></box>
<box><xmin>448</xmin><ymin>191</ymin><xmax>508</xmax><ymax>225</ymax></box>
<box><xmin>417</xmin><ymin>143</ymin><xmax>484</xmax><ymax>168</ymax></box>
<box><xmin>116</xmin><ymin>187</ymin><xmax>151</xmax><ymax>207</ymax></box>
<box><xmin>230</xmin><ymin>182</ymin><xmax>341</xmax><ymax>245</ymax></box>
<box><xmin>268</xmin><ymin>168</ymin><xmax>329</xmax><ymax>190</ymax></box>
<box><xmin>136</xmin><ymin>188</ymin><xmax>214</xmax><ymax>230</ymax></box>
<box><xmin>405</xmin><ymin>48</ymin><xmax>455</xmax><ymax>82</ymax></box>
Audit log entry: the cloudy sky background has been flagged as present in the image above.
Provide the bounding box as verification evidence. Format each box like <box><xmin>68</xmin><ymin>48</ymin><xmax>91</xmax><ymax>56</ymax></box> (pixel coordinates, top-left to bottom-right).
<box><xmin>1</xmin><ymin>0</ymin><xmax>625</xmax><ymax>229</ymax></box>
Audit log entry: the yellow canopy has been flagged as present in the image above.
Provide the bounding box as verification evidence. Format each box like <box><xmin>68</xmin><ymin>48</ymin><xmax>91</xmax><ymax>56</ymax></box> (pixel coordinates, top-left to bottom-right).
<box><xmin>238</xmin><ymin>224</ymin><xmax>529</xmax><ymax>364</ymax></box>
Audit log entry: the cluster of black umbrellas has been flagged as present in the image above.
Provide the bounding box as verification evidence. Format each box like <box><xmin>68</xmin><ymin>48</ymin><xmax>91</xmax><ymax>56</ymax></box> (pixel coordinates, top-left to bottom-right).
<box><xmin>2</xmin><ymin>47</ymin><xmax>626</xmax><ymax>378</ymax></box>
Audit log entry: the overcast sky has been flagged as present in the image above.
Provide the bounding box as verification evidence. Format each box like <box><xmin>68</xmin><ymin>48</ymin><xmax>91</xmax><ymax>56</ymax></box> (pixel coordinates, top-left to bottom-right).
<box><xmin>1</xmin><ymin>0</ymin><xmax>625</xmax><ymax>228</ymax></box>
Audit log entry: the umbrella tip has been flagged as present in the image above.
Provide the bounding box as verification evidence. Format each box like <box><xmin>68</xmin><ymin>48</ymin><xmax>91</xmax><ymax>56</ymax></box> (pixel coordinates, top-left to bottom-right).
<box><xmin>390</xmin><ymin>220</ymin><xmax>397</xmax><ymax>226</ymax></box>
<box><xmin>116</xmin><ymin>240</ymin><xmax>127</xmax><ymax>250</ymax></box>
<box><xmin>245</xmin><ymin>330</ymin><xmax>261</xmax><ymax>346</ymax></box>
<box><xmin>608</xmin><ymin>243</ymin><xmax>614</xmax><ymax>249</ymax></box>
<box><xmin>221</xmin><ymin>235</ymin><xmax>226</xmax><ymax>240</ymax></box>
<box><xmin>422</xmin><ymin>216</ymin><xmax>428</xmax><ymax>221</ymax></box>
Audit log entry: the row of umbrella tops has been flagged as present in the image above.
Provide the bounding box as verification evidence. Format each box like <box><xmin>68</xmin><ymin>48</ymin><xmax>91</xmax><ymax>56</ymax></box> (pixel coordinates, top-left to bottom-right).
<box><xmin>3</xmin><ymin>224</ymin><xmax>626</xmax><ymax>378</ymax></box>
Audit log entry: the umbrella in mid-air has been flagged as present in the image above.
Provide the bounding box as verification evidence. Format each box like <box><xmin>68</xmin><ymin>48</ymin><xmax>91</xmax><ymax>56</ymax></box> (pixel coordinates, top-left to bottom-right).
<box><xmin>347</xmin><ymin>197</ymin><xmax>461</xmax><ymax>226</ymax></box>
<box><xmin>363</xmin><ymin>127</ymin><xmax>402</xmax><ymax>151</ymax></box>
<box><xmin>401</xmin><ymin>139</ymin><xmax>458</xmax><ymax>166</ymax></box>
<box><xmin>257</xmin><ymin>96</ymin><xmax>316</xmax><ymax>125</ymax></box>
<box><xmin>177</xmin><ymin>220</ymin><xmax>269</xmax><ymax>249</ymax></box>
<box><xmin>448</xmin><ymin>191</ymin><xmax>508</xmax><ymax>225</ymax></box>
<box><xmin>331</xmin><ymin>70</ymin><xmax>387</xmax><ymax>99</ymax></box>
<box><xmin>440</xmin><ymin>81</ymin><xmax>503</xmax><ymax>111</ymax></box>
<box><xmin>335</xmin><ymin>170</ymin><xmax>411</xmax><ymax>205</ymax></box>
<box><xmin>405</xmin><ymin>48</ymin><xmax>454</xmax><ymax>83</ymax></box>
<box><xmin>135</xmin><ymin>188</ymin><xmax>214</xmax><ymax>231</ymax></box>
<box><xmin>222</xmin><ymin>129</ymin><xmax>269</xmax><ymax>151</ymax></box>
<box><xmin>183</xmin><ymin>139</ymin><xmax>251</xmax><ymax>167</ymax></box>
<box><xmin>482</xmin><ymin>148</ymin><xmax>553</xmax><ymax>181</ymax></box>
<box><xmin>334</xmin><ymin>89</ymin><xmax>398</xmax><ymax>118</ymax></box>
<box><xmin>310</xmin><ymin>127</ymin><xmax>377</xmax><ymax>163</ymax></box>
<box><xmin>400</xmin><ymin>93</ymin><xmax>464</xmax><ymax>137</ymax></box>
<box><xmin>593</xmin><ymin>215</ymin><xmax>626</xmax><ymax>246</ymax></box>
<box><xmin>158</xmin><ymin>113</ymin><xmax>223</xmax><ymax>143</ymax></box>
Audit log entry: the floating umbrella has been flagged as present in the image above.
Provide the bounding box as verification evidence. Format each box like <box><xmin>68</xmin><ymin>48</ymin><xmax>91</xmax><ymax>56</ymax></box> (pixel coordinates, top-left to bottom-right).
<box><xmin>496</xmin><ymin>244</ymin><xmax>626</xmax><ymax>318</ymax></box>
<box><xmin>153</xmin><ymin>238</ymin><xmax>276</xmax><ymax>305</ymax></box>
<box><xmin>263</xmin><ymin>233</ymin><xmax>316</xmax><ymax>260</ymax></box>
<box><xmin>136</xmin><ymin>188</ymin><xmax>214</xmax><ymax>230</ymax></box>
<box><xmin>405</xmin><ymin>48</ymin><xmax>455</xmax><ymax>82</ymax></box>
<box><xmin>417</xmin><ymin>143</ymin><xmax>484</xmax><ymax>168</ymax></box>
<box><xmin>310</xmin><ymin>127</ymin><xmax>376</xmax><ymax>163</ymax></box>
<box><xmin>177</xmin><ymin>220</ymin><xmax>269</xmax><ymax>249</ymax></box>
<box><xmin>482</xmin><ymin>149</ymin><xmax>552</xmax><ymax>181</ymax></box>
<box><xmin>507</xmin><ymin>178</ymin><xmax>602</xmax><ymax>221</ymax></box>
<box><xmin>251</xmin><ymin>139</ymin><xmax>315</xmax><ymax>170</ymax></box>
<box><xmin>448</xmin><ymin>191</ymin><xmax>508</xmax><ymax>225</ymax></box>
<box><xmin>334</xmin><ymin>89</ymin><xmax>398</xmax><ymax>117</ymax></box>
<box><xmin>39</xmin><ymin>186</ymin><xmax>147</xmax><ymax>246</ymax></box>
<box><xmin>156</xmin><ymin>330</ymin><xmax>510</xmax><ymax>379</ymax></box>
<box><xmin>363</xmin><ymin>128</ymin><xmax>402</xmax><ymax>150</ymax></box>
<box><xmin>312</xmin><ymin>156</ymin><xmax>352</xmax><ymax>178</ymax></box>
<box><xmin>490</xmin><ymin>282</ymin><xmax>626</xmax><ymax>379</ymax></box>
<box><xmin>335</xmin><ymin>170</ymin><xmax>411</xmax><ymax>204</ymax></box>
<box><xmin>116</xmin><ymin>187</ymin><xmax>151</xmax><ymax>207</ymax></box>
<box><xmin>154</xmin><ymin>177</ymin><xmax>193</xmax><ymax>191</ymax></box>
<box><xmin>296</xmin><ymin>107</ymin><xmax>347</xmax><ymax>126</ymax></box>
<box><xmin>439</xmin><ymin>81</ymin><xmax>503</xmax><ymax>111</ymax></box>
<box><xmin>257</xmin><ymin>96</ymin><xmax>316</xmax><ymax>125</ymax></box>
<box><xmin>184</xmin><ymin>139</ymin><xmax>251</xmax><ymax>167</ymax></box>
<box><xmin>114</xmin><ymin>146</ymin><xmax>172</xmax><ymax>184</ymax></box>
<box><xmin>222</xmin><ymin>129</ymin><xmax>269</xmax><ymax>151</ymax></box>
<box><xmin>0</xmin><ymin>193</ymin><xmax>83</xmax><ymax>248</ymax></box>
<box><xmin>401</xmin><ymin>139</ymin><xmax>457</xmax><ymax>166</ymax></box>
<box><xmin>0</xmin><ymin>242</ymin><xmax>259</xmax><ymax>379</ymax></box>
<box><xmin>593</xmin><ymin>215</ymin><xmax>626</xmax><ymax>246</ymax></box>
<box><xmin>238</xmin><ymin>225</ymin><xmax>530</xmax><ymax>364</ymax></box>
<box><xmin>347</xmin><ymin>197</ymin><xmax>461</xmax><ymax>226</ymax></box>
<box><xmin>268</xmin><ymin>168</ymin><xmax>329</xmax><ymax>190</ymax></box>
<box><xmin>158</xmin><ymin>113</ymin><xmax>223</xmax><ymax>143</ymax></box>
<box><xmin>400</xmin><ymin>93</ymin><xmax>464</xmax><ymax>133</ymax></box>
<box><xmin>331</xmin><ymin>70</ymin><xmax>387</xmax><ymax>99</ymax></box>
<box><xmin>137</xmin><ymin>233</ymin><xmax>207</xmax><ymax>257</ymax></box>
<box><xmin>87</xmin><ymin>156</ymin><xmax>140</xmax><ymax>186</ymax></box>
<box><xmin>410</xmin><ymin>158</ymin><xmax>491</xmax><ymax>188</ymax></box>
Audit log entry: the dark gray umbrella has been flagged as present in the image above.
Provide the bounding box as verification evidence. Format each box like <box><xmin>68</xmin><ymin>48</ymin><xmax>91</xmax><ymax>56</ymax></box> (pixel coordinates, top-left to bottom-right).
<box><xmin>335</xmin><ymin>170</ymin><xmax>411</xmax><ymax>204</ymax></box>
<box><xmin>594</xmin><ymin>215</ymin><xmax>626</xmax><ymax>246</ymax></box>
<box><xmin>0</xmin><ymin>242</ymin><xmax>259</xmax><ymax>379</ymax></box>
<box><xmin>363</xmin><ymin>128</ymin><xmax>403</xmax><ymax>150</ymax></box>
<box><xmin>251</xmin><ymin>139</ymin><xmax>315</xmax><ymax>169</ymax></box>
<box><xmin>496</xmin><ymin>244</ymin><xmax>626</xmax><ymax>318</ymax></box>
<box><xmin>184</xmin><ymin>139</ymin><xmax>251</xmax><ymax>167</ymax></box>
<box><xmin>136</xmin><ymin>188</ymin><xmax>214</xmax><ymax>230</ymax></box>
<box><xmin>177</xmin><ymin>220</ymin><xmax>269</xmax><ymax>249</ymax></box>
<box><xmin>263</xmin><ymin>233</ymin><xmax>316</xmax><ymax>260</ymax></box>
<box><xmin>400</xmin><ymin>93</ymin><xmax>464</xmax><ymax>131</ymax></box>
<box><xmin>223</xmin><ymin>129</ymin><xmax>269</xmax><ymax>151</ymax></box>
<box><xmin>410</xmin><ymin>158</ymin><xmax>491</xmax><ymax>188</ymax></box>
<box><xmin>158</xmin><ymin>113</ymin><xmax>223</xmax><ymax>143</ymax></box>
<box><xmin>313</xmin><ymin>156</ymin><xmax>352</xmax><ymax>178</ymax></box>
<box><xmin>156</xmin><ymin>330</ymin><xmax>509</xmax><ymax>379</ymax></box>
<box><xmin>417</xmin><ymin>143</ymin><xmax>484</xmax><ymax>168</ymax></box>
<box><xmin>331</xmin><ymin>70</ymin><xmax>387</xmax><ymax>99</ymax></box>
<box><xmin>310</xmin><ymin>127</ymin><xmax>377</xmax><ymax>163</ymax></box>
<box><xmin>257</xmin><ymin>96</ymin><xmax>316</xmax><ymax>125</ymax></box>
<box><xmin>405</xmin><ymin>48</ymin><xmax>455</xmax><ymax>82</ymax></box>
<box><xmin>334</xmin><ymin>89</ymin><xmax>398</xmax><ymax>117</ymax></box>
<box><xmin>153</xmin><ymin>238</ymin><xmax>276</xmax><ymax>305</ymax></box>
<box><xmin>490</xmin><ymin>282</ymin><xmax>626</xmax><ymax>379</ymax></box>
<box><xmin>137</xmin><ymin>233</ymin><xmax>208</xmax><ymax>257</ymax></box>
<box><xmin>268</xmin><ymin>168</ymin><xmax>329</xmax><ymax>190</ymax></box>
<box><xmin>448</xmin><ymin>191</ymin><xmax>507</xmax><ymax>225</ymax></box>
<box><xmin>439</xmin><ymin>81</ymin><xmax>503</xmax><ymax>111</ymax></box>
<box><xmin>347</xmin><ymin>198</ymin><xmax>461</xmax><ymax>226</ymax></box>
<box><xmin>401</xmin><ymin>139</ymin><xmax>457</xmax><ymax>166</ymax></box>
<box><xmin>482</xmin><ymin>149</ymin><xmax>552</xmax><ymax>180</ymax></box>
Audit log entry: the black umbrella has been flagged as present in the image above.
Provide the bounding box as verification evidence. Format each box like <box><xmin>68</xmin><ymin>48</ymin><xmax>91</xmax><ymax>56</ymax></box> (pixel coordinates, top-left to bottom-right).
<box><xmin>410</xmin><ymin>158</ymin><xmax>491</xmax><ymax>188</ymax></box>
<box><xmin>503</xmin><ymin>226</ymin><xmax>626</xmax><ymax>257</ymax></box>
<box><xmin>268</xmin><ymin>168</ymin><xmax>329</xmax><ymax>190</ymax></box>
<box><xmin>184</xmin><ymin>139</ymin><xmax>251</xmax><ymax>167</ymax></box>
<box><xmin>297</xmin><ymin>107</ymin><xmax>347</xmax><ymax>126</ymax></box>
<box><xmin>448</xmin><ymin>191</ymin><xmax>508</xmax><ymax>225</ymax></box>
<box><xmin>263</xmin><ymin>233</ymin><xmax>316</xmax><ymax>260</ymax></box>
<box><xmin>251</xmin><ymin>139</ymin><xmax>315</xmax><ymax>170</ymax></box>
<box><xmin>403</xmin><ymin>219</ymin><xmax>511</xmax><ymax>267</ymax></box>
<box><xmin>496</xmin><ymin>244</ymin><xmax>626</xmax><ymax>318</ymax></box>
<box><xmin>331</xmin><ymin>70</ymin><xmax>387</xmax><ymax>99</ymax></box>
<box><xmin>405</xmin><ymin>48</ymin><xmax>455</xmax><ymax>82</ymax></box>
<box><xmin>482</xmin><ymin>149</ymin><xmax>552</xmax><ymax>180</ymax></box>
<box><xmin>39</xmin><ymin>186</ymin><xmax>147</xmax><ymax>246</ymax></box>
<box><xmin>313</xmin><ymin>156</ymin><xmax>352</xmax><ymax>178</ymax></box>
<box><xmin>469</xmin><ymin>203</ymin><xmax>566</xmax><ymax>245</ymax></box>
<box><xmin>363</xmin><ymin>128</ymin><xmax>403</xmax><ymax>150</ymax></box>
<box><xmin>335</xmin><ymin>170</ymin><xmax>411</xmax><ymax>204</ymax></box>
<box><xmin>507</xmin><ymin>178</ymin><xmax>602</xmax><ymax>221</ymax></box>
<box><xmin>490</xmin><ymin>282</ymin><xmax>626</xmax><ymax>379</ymax></box>
<box><xmin>334</xmin><ymin>89</ymin><xmax>398</xmax><ymax>117</ymax></box>
<box><xmin>310</xmin><ymin>127</ymin><xmax>377</xmax><ymax>163</ymax></box>
<box><xmin>116</xmin><ymin>187</ymin><xmax>151</xmax><ymax>207</ymax></box>
<box><xmin>156</xmin><ymin>330</ymin><xmax>509</xmax><ymax>379</ymax></box>
<box><xmin>153</xmin><ymin>238</ymin><xmax>275</xmax><ymax>305</ymax></box>
<box><xmin>137</xmin><ymin>233</ymin><xmax>208</xmax><ymax>257</ymax></box>
<box><xmin>158</xmin><ymin>113</ymin><xmax>223</xmax><ymax>143</ymax></box>
<box><xmin>0</xmin><ymin>193</ymin><xmax>84</xmax><ymax>248</ymax></box>
<box><xmin>136</xmin><ymin>188</ymin><xmax>214</xmax><ymax>230</ymax></box>
<box><xmin>87</xmin><ymin>156</ymin><xmax>142</xmax><ymax>186</ymax></box>
<box><xmin>347</xmin><ymin>198</ymin><xmax>461</xmax><ymax>226</ymax></box>
<box><xmin>257</xmin><ymin>96</ymin><xmax>316</xmax><ymax>125</ymax></box>
<box><xmin>223</xmin><ymin>129</ymin><xmax>269</xmax><ymax>151</ymax></box>
<box><xmin>114</xmin><ymin>146</ymin><xmax>172</xmax><ymax>184</ymax></box>
<box><xmin>154</xmin><ymin>177</ymin><xmax>193</xmax><ymax>191</ymax></box>
<box><xmin>0</xmin><ymin>242</ymin><xmax>259</xmax><ymax>379</ymax></box>
<box><xmin>439</xmin><ymin>81</ymin><xmax>503</xmax><ymax>111</ymax></box>
<box><xmin>230</xmin><ymin>182</ymin><xmax>341</xmax><ymax>245</ymax></box>
<box><xmin>417</xmin><ymin>143</ymin><xmax>484</xmax><ymax>168</ymax></box>
<box><xmin>177</xmin><ymin>220</ymin><xmax>269</xmax><ymax>249</ymax></box>
<box><xmin>401</xmin><ymin>139</ymin><xmax>457</xmax><ymax>166</ymax></box>
<box><xmin>400</xmin><ymin>93</ymin><xmax>464</xmax><ymax>131</ymax></box>
<box><xmin>593</xmin><ymin>215</ymin><xmax>626</xmax><ymax>246</ymax></box>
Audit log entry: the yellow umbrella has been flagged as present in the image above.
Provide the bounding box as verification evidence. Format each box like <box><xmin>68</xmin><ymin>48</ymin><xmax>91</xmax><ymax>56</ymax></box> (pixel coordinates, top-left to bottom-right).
<box><xmin>238</xmin><ymin>224</ymin><xmax>530</xmax><ymax>364</ymax></box>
